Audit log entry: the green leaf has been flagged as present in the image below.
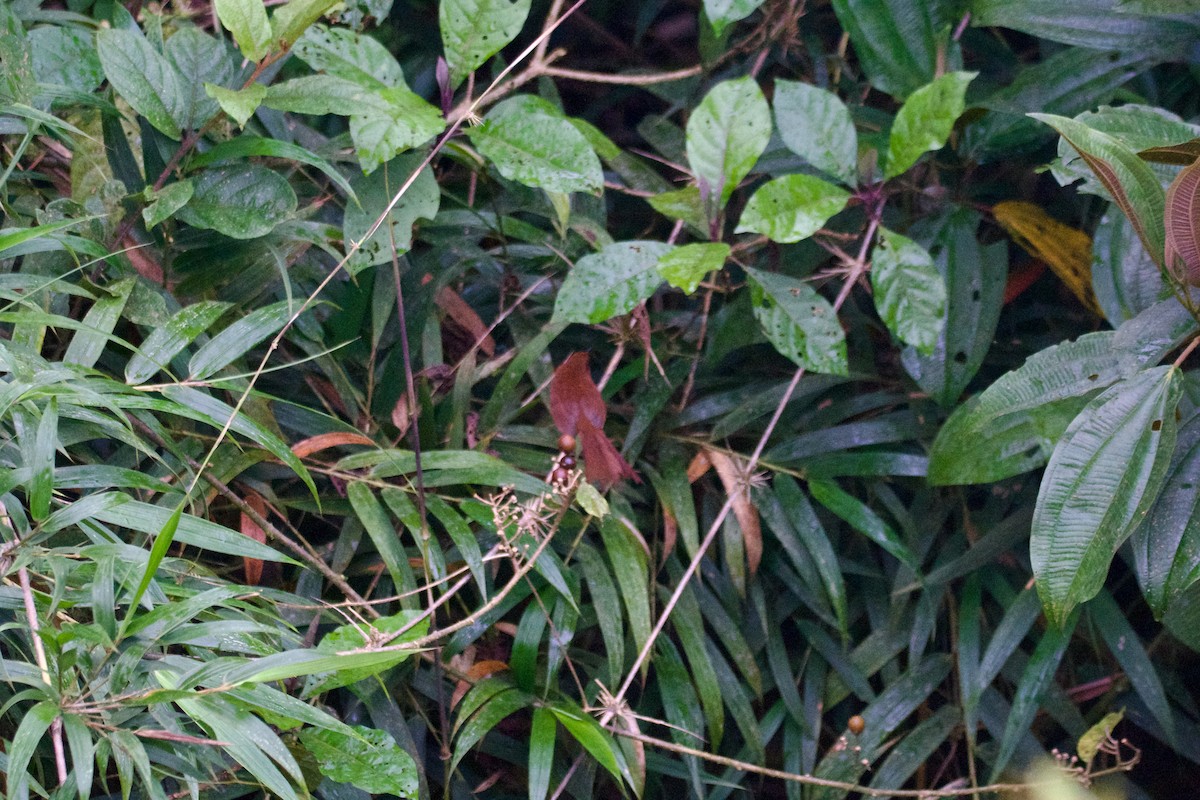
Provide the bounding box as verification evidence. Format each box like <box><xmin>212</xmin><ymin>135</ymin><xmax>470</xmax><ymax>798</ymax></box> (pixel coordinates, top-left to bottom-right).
<box><xmin>188</xmin><ymin>300</ymin><xmax>293</xmax><ymax>379</ymax></box>
<box><xmin>96</xmin><ymin>28</ymin><xmax>185</xmax><ymax>139</ymax></box>
<box><xmin>347</xmin><ymin>481</ymin><xmax>419</xmax><ymax>605</ymax></box>
<box><xmin>655</xmin><ymin>242</ymin><xmax>728</xmax><ymax>295</ymax></box>
<box><xmin>1031</xmin><ymin>366</ymin><xmax>1181</xmax><ymax>626</ymax></box>
<box><xmin>214</xmin><ymin>0</ymin><xmax>273</xmax><ymax>62</ymax></box>
<box><xmin>349</xmin><ymin>87</ymin><xmax>446</xmax><ymax>175</ymax></box>
<box><xmin>270</xmin><ymin>0</ymin><xmax>339</xmax><ymax>50</ymax></box>
<box><xmin>92</xmin><ymin>500</ymin><xmax>295</xmax><ymax>563</ymax></box>
<box><xmin>0</xmin><ymin>217</ymin><xmax>94</xmax><ymax>256</ymax></box>
<box><xmin>264</xmin><ymin>74</ymin><xmax>377</xmax><ymax>115</ymax></box>
<box><xmin>870</xmin><ymin>227</ymin><xmax>946</xmax><ymax>353</ymax></box>
<box><xmin>27</xmin><ymin>396</ymin><xmax>56</xmax><ymax>522</ymax></box>
<box><xmin>343</xmin><ymin>151</ymin><xmax>440</xmax><ymax>273</ymax></box>
<box><xmin>734</xmin><ymin>174</ymin><xmax>850</xmax><ymax>243</ymax></box>
<box><xmin>646</xmin><ymin>185</ymin><xmax>708</xmax><ymax>233</ymax></box>
<box><xmin>1092</xmin><ymin>208</ymin><xmax>1167</xmax><ymax>326</ymax></box>
<box><xmin>468</xmin><ymin>96</ymin><xmax>602</xmax><ymax>194</ymax></box>
<box><xmin>574</xmin><ymin>480</ymin><xmax>609</xmax><ymax>518</ymax></box>
<box><xmin>868</xmin><ymin>706</ymin><xmax>958</xmax><ymax>793</ymax></box>
<box><xmin>901</xmin><ymin>210</ymin><xmax>1008</xmax><ymax>406</ymax></box>
<box><xmin>1132</xmin><ymin>425</ymin><xmax>1200</xmax><ymax>616</ymax></box>
<box><xmin>885</xmin><ymin>71</ymin><xmax>976</xmax><ymax>179</ymax></box>
<box><xmin>548</xmin><ymin>702</ymin><xmax>623</xmax><ymax>785</ymax></box>
<box><xmin>1077</xmin><ymin>709</ymin><xmax>1124</xmax><ymax>764</ymax></box>
<box><xmin>299</xmin><ymin>725</ymin><xmax>418</xmax><ymax>797</ymax></box>
<box><xmin>988</xmin><ymin>614</ymin><xmax>1078</xmax><ymax>781</ymax></box>
<box><xmin>142</xmin><ymin>179</ymin><xmax>195</xmax><ymax>230</ymax></box>
<box><xmin>1031</xmin><ymin>112</ymin><xmax>1166</xmax><ymax>267</ymax></box>
<box><xmin>528</xmin><ymin>705</ymin><xmax>556</xmax><ymax>800</ymax></box>
<box><xmin>552</xmin><ymin>240</ymin><xmax>672</xmax><ymax>324</ymax></box>
<box><xmin>686</xmin><ymin>76</ymin><xmax>771</xmax><ymax>206</ymax></box>
<box><xmin>576</xmin><ymin>544</ymin><xmax>624</xmax><ymax>683</ymax></box>
<box><xmin>126</xmin><ymin>300</ymin><xmax>231</xmax><ymax>384</ymax></box>
<box><xmin>64</xmin><ymin>278</ymin><xmax>135</xmax><ymax>369</ymax></box>
<box><xmin>830</xmin><ymin>0</ymin><xmax>941</xmax><ymax>98</ymax></box>
<box><xmin>1090</xmin><ymin>591</ymin><xmax>1175</xmax><ymax>744</ymax></box>
<box><xmin>7</xmin><ymin>701</ymin><xmax>57</xmax><ymax>800</ymax></box>
<box><xmin>440</xmin><ymin>0</ymin><xmax>532</xmax><ymax>85</ymax></box>
<box><xmin>177</xmin><ymin>164</ymin><xmax>296</xmax><ymax>239</ymax></box>
<box><xmin>971</xmin><ymin>0</ymin><xmax>1200</xmax><ymax>56</ymax></box>
<box><xmin>928</xmin><ymin>330</ymin><xmax>1134</xmax><ymax>485</ymax></box>
<box><xmin>743</xmin><ymin>266</ymin><xmax>847</xmax><ymax>375</ymax></box>
<box><xmin>599</xmin><ymin>516</ymin><xmax>652</xmax><ymax>674</ymax></box>
<box><xmin>124</xmin><ymin>503</ymin><xmax>182</xmax><ymax>618</ymax></box>
<box><xmin>704</xmin><ymin>0</ymin><xmax>765</xmax><ymax>35</ymax></box>
<box><xmin>204</xmin><ymin>83</ymin><xmax>266</xmax><ymax>128</ymax></box>
<box><xmin>30</xmin><ymin>26</ymin><xmax>104</xmax><ymax>95</ymax></box>
<box><xmin>808</xmin><ymin>477</ymin><xmax>918</xmax><ymax>569</ymax></box>
<box><xmin>189</xmin><ymin>135</ymin><xmax>358</xmax><ymax>205</ymax></box>
<box><xmin>294</xmin><ymin>24</ymin><xmax>406</xmax><ymax>89</ymax></box>
<box><xmin>773</xmin><ymin>80</ymin><xmax>858</xmax><ymax>184</ymax></box>
<box><xmin>166</xmin><ymin>27</ymin><xmax>231</xmax><ymax>131</ymax></box>
<box><xmin>450</xmin><ymin>686</ymin><xmax>531</xmax><ymax>774</ymax></box>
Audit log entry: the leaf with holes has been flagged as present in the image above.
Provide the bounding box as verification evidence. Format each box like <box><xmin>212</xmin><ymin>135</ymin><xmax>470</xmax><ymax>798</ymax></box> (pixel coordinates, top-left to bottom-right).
<box><xmin>744</xmin><ymin>266</ymin><xmax>847</xmax><ymax>376</ymax></box>
<box><xmin>871</xmin><ymin>227</ymin><xmax>946</xmax><ymax>353</ymax></box>
<box><xmin>1032</xmin><ymin>366</ymin><xmax>1181</xmax><ymax>626</ymax></box>
<box><xmin>440</xmin><ymin>0</ymin><xmax>532</xmax><ymax>86</ymax></box>
<box><xmin>469</xmin><ymin>96</ymin><xmax>602</xmax><ymax>194</ymax></box>
<box><xmin>773</xmin><ymin>80</ymin><xmax>858</xmax><ymax>184</ymax></box>
<box><xmin>553</xmin><ymin>241</ymin><xmax>672</xmax><ymax>324</ymax></box>
<box><xmin>686</xmin><ymin>77</ymin><xmax>771</xmax><ymax>206</ymax></box>
<box><xmin>656</xmin><ymin>242</ymin><xmax>729</xmax><ymax>295</ymax></box>
<box><xmin>735</xmin><ymin>174</ymin><xmax>850</xmax><ymax>244</ymax></box>
<box><xmin>885</xmin><ymin>71</ymin><xmax>976</xmax><ymax>178</ymax></box>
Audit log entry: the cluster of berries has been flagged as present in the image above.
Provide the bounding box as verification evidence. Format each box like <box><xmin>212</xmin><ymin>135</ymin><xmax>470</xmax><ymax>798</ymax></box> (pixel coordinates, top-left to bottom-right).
<box><xmin>550</xmin><ymin>434</ymin><xmax>577</xmax><ymax>487</ymax></box>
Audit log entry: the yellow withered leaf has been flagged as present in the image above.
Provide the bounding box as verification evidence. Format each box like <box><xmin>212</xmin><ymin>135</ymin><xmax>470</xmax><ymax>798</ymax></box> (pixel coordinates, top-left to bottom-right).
<box><xmin>993</xmin><ymin>200</ymin><xmax>1101</xmax><ymax>315</ymax></box>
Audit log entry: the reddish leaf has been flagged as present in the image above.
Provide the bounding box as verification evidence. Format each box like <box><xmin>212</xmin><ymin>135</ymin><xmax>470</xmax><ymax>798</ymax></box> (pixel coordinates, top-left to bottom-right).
<box><xmin>1165</xmin><ymin>159</ymin><xmax>1200</xmax><ymax>284</ymax></box>
<box><xmin>1140</xmin><ymin>138</ymin><xmax>1200</xmax><ymax>166</ymax></box>
<box><xmin>239</xmin><ymin>492</ymin><xmax>268</xmax><ymax>585</ymax></box>
<box><xmin>549</xmin><ymin>352</ymin><xmax>638</xmax><ymax>490</ymax></box>
<box><xmin>291</xmin><ymin>431</ymin><xmax>376</xmax><ymax>459</ymax></box>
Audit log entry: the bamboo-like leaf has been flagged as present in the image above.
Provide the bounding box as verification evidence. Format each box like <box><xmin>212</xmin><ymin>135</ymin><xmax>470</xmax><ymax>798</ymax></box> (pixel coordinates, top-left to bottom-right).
<box><xmin>126</xmin><ymin>301</ymin><xmax>230</xmax><ymax>384</ymax></box>
<box><xmin>1031</xmin><ymin>113</ymin><xmax>1166</xmax><ymax>266</ymax></box>
<box><xmin>1031</xmin><ymin>366</ymin><xmax>1181</xmax><ymax>626</ymax></box>
<box><xmin>528</xmin><ymin>706</ymin><xmax>556</xmax><ymax>800</ymax></box>
<box><xmin>1165</xmin><ymin>159</ymin><xmax>1200</xmax><ymax>283</ymax></box>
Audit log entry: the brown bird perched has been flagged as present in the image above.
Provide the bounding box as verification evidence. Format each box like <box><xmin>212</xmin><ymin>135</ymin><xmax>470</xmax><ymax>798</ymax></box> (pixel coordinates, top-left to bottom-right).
<box><xmin>549</xmin><ymin>352</ymin><xmax>639</xmax><ymax>490</ymax></box>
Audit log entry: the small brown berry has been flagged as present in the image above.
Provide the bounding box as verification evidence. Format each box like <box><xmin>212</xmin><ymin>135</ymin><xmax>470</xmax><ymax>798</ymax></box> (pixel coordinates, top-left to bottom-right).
<box><xmin>560</xmin><ymin>455</ymin><xmax>576</xmax><ymax>468</ymax></box>
<box><xmin>848</xmin><ymin>715</ymin><xmax>865</xmax><ymax>735</ymax></box>
<box><xmin>551</xmin><ymin>467</ymin><xmax>570</xmax><ymax>485</ymax></box>
<box><xmin>557</xmin><ymin>434</ymin><xmax>576</xmax><ymax>453</ymax></box>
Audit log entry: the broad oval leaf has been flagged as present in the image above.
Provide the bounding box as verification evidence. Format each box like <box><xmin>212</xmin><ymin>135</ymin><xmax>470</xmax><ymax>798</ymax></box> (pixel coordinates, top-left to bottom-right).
<box><xmin>165</xmin><ymin>27</ymin><xmax>231</xmax><ymax>132</ymax></box>
<box><xmin>553</xmin><ymin>240</ymin><xmax>672</xmax><ymax>324</ymax></box>
<box><xmin>656</xmin><ymin>242</ymin><xmax>729</xmax><ymax>295</ymax></box>
<box><xmin>704</xmin><ymin>0</ymin><xmax>765</xmax><ymax>34</ymax></box>
<box><xmin>298</xmin><ymin>726</ymin><xmax>418</xmax><ymax>797</ymax></box>
<box><xmin>440</xmin><ymin>0</ymin><xmax>532</xmax><ymax>86</ymax></box>
<box><xmin>735</xmin><ymin>174</ymin><xmax>850</xmax><ymax>244</ymax></box>
<box><xmin>204</xmin><ymin>83</ymin><xmax>266</xmax><ymax>128</ymax></box>
<box><xmin>885</xmin><ymin>71</ymin><xmax>976</xmax><ymax>179</ymax></box>
<box><xmin>744</xmin><ymin>266</ymin><xmax>847</xmax><ymax>375</ymax></box>
<box><xmin>773</xmin><ymin>80</ymin><xmax>858</xmax><ymax>185</ymax></box>
<box><xmin>971</xmin><ymin>0</ymin><xmax>1200</xmax><ymax>57</ymax></box>
<box><xmin>686</xmin><ymin>76</ymin><xmax>771</xmax><ymax>206</ymax></box>
<box><xmin>1031</xmin><ymin>366</ymin><xmax>1181</xmax><ymax>627</ymax></box>
<box><xmin>349</xmin><ymin>87</ymin><xmax>446</xmax><ymax>174</ymax></box>
<box><xmin>343</xmin><ymin>151</ymin><xmax>440</xmax><ymax>272</ymax></box>
<box><xmin>870</xmin><ymin>227</ymin><xmax>945</xmax><ymax>353</ymax></box>
<box><xmin>96</xmin><ymin>28</ymin><xmax>186</xmax><ymax>139</ymax></box>
<box><xmin>142</xmin><ymin>179</ymin><xmax>194</xmax><ymax>230</ymax></box>
<box><xmin>177</xmin><ymin>164</ymin><xmax>297</xmax><ymax>239</ymax></box>
<box><xmin>295</xmin><ymin>24</ymin><xmax>405</xmax><ymax>89</ymax></box>
<box><xmin>468</xmin><ymin>96</ymin><xmax>602</xmax><ymax>194</ymax></box>
<box><xmin>214</xmin><ymin>0</ymin><xmax>272</xmax><ymax>62</ymax></box>
<box><xmin>1165</xmin><ymin>159</ymin><xmax>1200</xmax><ymax>283</ymax></box>
<box><xmin>269</xmin><ymin>0</ymin><xmax>340</xmax><ymax>51</ymax></box>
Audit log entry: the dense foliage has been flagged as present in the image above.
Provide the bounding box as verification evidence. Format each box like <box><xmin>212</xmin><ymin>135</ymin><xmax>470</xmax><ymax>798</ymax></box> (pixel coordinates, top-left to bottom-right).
<box><xmin>5</xmin><ymin>0</ymin><xmax>1200</xmax><ymax>797</ymax></box>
